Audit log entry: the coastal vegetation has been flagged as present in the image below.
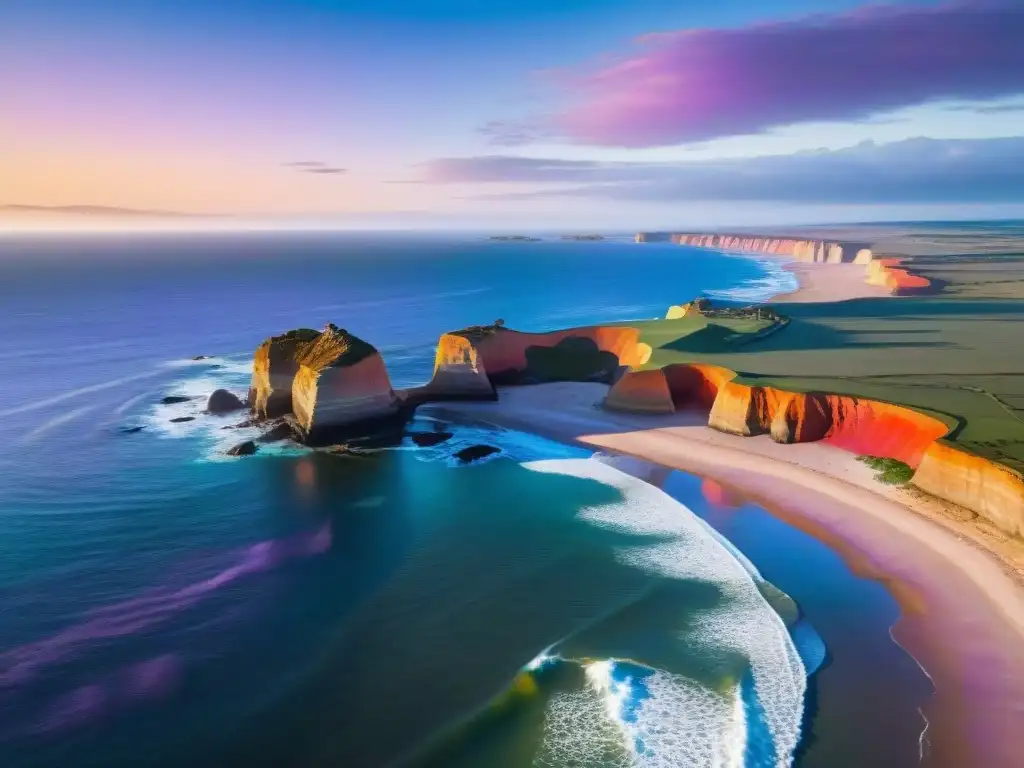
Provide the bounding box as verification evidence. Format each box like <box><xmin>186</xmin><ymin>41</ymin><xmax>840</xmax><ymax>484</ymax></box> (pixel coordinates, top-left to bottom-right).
<box><xmin>627</xmin><ymin>251</ymin><xmax>1024</xmax><ymax>478</ymax></box>
<box><xmin>858</xmin><ymin>455</ymin><xmax>915</xmax><ymax>485</ymax></box>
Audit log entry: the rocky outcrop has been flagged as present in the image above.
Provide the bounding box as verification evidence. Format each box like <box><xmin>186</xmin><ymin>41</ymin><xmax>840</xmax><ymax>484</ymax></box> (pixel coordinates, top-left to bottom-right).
<box><xmin>865</xmin><ymin>258</ymin><xmax>932</xmax><ymax>295</ymax></box>
<box><xmin>417</xmin><ymin>323</ymin><xmax>652</xmax><ymax>401</ymax></box>
<box><xmin>604</xmin><ymin>369</ymin><xmax>674</xmax><ymax>413</ymax></box>
<box><xmin>249</xmin><ymin>328</ymin><xmax>320</xmax><ymax>419</ymax></box>
<box><xmin>665</xmin><ymin>298</ymin><xmax>711</xmax><ymax>319</ymax></box>
<box><xmin>160</xmin><ymin>395</ymin><xmax>192</xmax><ymax>405</ymax></box>
<box><xmin>227</xmin><ymin>440</ymin><xmax>258</xmax><ymax>457</ymax></box>
<box><xmin>913</xmin><ymin>442</ymin><xmax>1024</xmax><ymax>538</ymax></box>
<box><xmin>455</xmin><ymin>445</ymin><xmax>501</xmax><ymax>463</ymax></box>
<box><xmin>290</xmin><ymin>324</ymin><xmax>402</xmax><ymax>445</ymax></box>
<box><xmin>206</xmin><ymin>389</ymin><xmax>246</xmax><ymax>415</ymax></box>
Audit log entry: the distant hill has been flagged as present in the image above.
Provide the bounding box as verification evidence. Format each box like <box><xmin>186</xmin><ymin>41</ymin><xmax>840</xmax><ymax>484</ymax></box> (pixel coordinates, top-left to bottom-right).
<box><xmin>0</xmin><ymin>204</ymin><xmax>205</xmax><ymax>218</ymax></box>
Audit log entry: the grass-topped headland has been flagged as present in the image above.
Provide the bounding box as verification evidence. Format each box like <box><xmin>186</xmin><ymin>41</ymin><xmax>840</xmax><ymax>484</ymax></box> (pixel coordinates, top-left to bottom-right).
<box><xmin>619</xmin><ymin>223</ymin><xmax>1024</xmax><ymax>537</ymax></box>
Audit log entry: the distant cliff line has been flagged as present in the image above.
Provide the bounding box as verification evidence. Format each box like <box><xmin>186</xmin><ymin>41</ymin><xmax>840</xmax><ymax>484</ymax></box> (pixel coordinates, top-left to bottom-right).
<box><xmin>635</xmin><ymin>232</ymin><xmax>874</xmax><ymax>265</ymax></box>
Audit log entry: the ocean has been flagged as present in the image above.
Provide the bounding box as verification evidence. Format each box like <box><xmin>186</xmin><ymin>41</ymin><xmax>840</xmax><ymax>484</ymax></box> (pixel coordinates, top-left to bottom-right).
<box><xmin>0</xmin><ymin>233</ymin><xmax>929</xmax><ymax>767</ymax></box>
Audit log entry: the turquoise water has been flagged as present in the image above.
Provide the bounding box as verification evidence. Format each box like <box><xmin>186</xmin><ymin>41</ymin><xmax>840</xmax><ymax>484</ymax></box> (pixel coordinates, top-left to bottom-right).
<box><xmin>0</xmin><ymin>234</ymin><xmax>929</xmax><ymax>766</ymax></box>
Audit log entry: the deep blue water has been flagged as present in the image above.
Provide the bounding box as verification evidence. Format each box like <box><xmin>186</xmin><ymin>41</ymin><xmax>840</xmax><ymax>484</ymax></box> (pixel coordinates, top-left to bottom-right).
<box><xmin>0</xmin><ymin>233</ymin><xmax>928</xmax><ymax>767</ymax></box>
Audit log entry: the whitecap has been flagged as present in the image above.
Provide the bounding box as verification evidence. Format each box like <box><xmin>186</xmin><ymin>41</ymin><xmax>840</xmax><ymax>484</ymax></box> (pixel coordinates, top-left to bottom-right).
<box><xmin>524</xmin><ymin>458</ymin><xmax>807</xmax><ymax>768</ymax></box>
<box><xmin>703</xmin><ymin>252</ymin><xmax>799</xmax><ymax>304</ymax></box>
<box><xmin>21</xmin><ymin>405</ymin><xmax>98</xmax><ymax>444</ymax></box>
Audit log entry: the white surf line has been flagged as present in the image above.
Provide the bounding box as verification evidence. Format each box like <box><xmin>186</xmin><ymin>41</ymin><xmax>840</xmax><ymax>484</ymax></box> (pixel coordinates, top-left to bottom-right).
<box><xmin>0</xmin><ymin>370</ymin><xmax>167</xmax><ymax>418</ymax></box>
<box><xmin>114</xmin><ymin>389</ymin><xmax>160</xmax><ymax>416</ymax></box>
<box><xmin>21</xmin><ymin>405</ymin><xmax>98</xmax><ymax>443</ymax></box>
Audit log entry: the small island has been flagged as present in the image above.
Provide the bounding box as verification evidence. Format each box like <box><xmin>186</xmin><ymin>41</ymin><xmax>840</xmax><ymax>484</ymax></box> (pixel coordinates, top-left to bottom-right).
<box><xmin>488</xmin><ymin>235</ymin><xmax>541</xmax><ymax>242</ymax></box>
<box><xmin>561</xmin><ymin>234</ymin><xmax>605</xmax><ymax>241</ymax></box>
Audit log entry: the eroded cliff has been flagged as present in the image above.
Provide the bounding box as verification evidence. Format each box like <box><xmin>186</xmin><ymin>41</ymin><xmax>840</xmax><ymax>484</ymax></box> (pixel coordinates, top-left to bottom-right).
<box><xmin>419</xmin><ymin>323</ymin><xmax>652</xmax><ymax>400</ymax></box>
<box><xmin>291</xmin><ymin>324</ymin><xmax>401</xmax><ymax>444</ymax></box>
<box><xmin>605</xmin><ymin>362</ymin><xmax>1024</xmax><ymax>538</ymax></box>
<box><xmin>249</xmin><ymin>328</ymin><xmax>320</xmax><ymax>418</ymax></box>
<box><xmin>669</xmin><ymin>233</ymin><xmax>870</xmax><ymax>264</ymax></box>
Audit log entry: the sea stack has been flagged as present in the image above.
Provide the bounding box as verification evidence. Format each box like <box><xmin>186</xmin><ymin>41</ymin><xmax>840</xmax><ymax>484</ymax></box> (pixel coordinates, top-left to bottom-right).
<box><xmin>249</xmin><ymin>328</ymin><xmax>320</xmax><ymax>419</ymax></box>
<box><xmin>290</xmin><ymin>324</ymin><xmax>402</xmax><ymax>444</ymax></box>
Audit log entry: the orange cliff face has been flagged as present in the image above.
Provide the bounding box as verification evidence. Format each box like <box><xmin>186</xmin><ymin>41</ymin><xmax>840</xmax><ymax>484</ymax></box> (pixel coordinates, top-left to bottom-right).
<box><xmin>865</xmin><ymin>258</ymin><xmax>932</xmax><ymax>295</ymax></box>
<box><xmin>605</xmin><ymin>363</ymin><xmax>1024</xmax><ymax>538</ymax></box>
<box><xmin>290</xmin><ymin>325</ymin><xmax>401</xmax><ymax>444</ymax></box>
<box><xmin>420</xmin><ymin>325</ymin><xmax>652</xmax><ymax>399</ymax></box>
<box><xmin>249</xmin><ymin>328</ymin><xmax>321</xmax><ymax>419</ymax></box>
<box><xmin>913</xmin><ymin>442</ymin><xmax>1024</xmax><ymax>538</ymax></box>
<box><xmin>606</xmin><ymin>363</ymin><xmax>734</xmax><ymax>414</ymax></box>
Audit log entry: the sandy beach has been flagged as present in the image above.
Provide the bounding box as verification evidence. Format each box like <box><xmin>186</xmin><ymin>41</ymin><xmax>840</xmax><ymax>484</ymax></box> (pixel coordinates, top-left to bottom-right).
<box><xmin>776</xmin><ymin>260</ymin><xmax>893</xmax><ymax>304</ymax></box>
<box><xmin>434</xmin><ymin>373</ymin><xmax>1024</xmax><ymax>766</ymax></box>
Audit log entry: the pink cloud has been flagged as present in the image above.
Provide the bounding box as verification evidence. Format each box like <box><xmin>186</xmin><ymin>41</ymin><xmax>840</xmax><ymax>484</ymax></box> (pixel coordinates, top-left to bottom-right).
<box><xmin>550</xmin><ymin>2</ymin><xmax>1024</xmax><ymax>147</ymax></box>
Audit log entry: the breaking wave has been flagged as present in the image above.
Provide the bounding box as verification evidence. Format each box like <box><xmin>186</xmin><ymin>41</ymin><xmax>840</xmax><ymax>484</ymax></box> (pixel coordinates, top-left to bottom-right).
<box><xmin>516</xmin><ymin>458</ymin><xmax>812</xmax><ymax>768</ymax></box>
<box><xmin>703</xmin><ymin>252</ymin><xmax>798</xmax><ymax>304</ymax></box>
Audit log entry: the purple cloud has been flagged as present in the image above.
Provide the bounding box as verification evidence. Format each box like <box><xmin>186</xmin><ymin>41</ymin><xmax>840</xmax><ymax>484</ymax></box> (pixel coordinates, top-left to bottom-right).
<box><xmin>425</xmin><ymin>137</ymin><xmax>1024</xmax><ymax>204</ymax></box>
<box><xmin>547</xmin><ymin>2</ymin><xmax>1024</xmax><ymax>147</ymax></box>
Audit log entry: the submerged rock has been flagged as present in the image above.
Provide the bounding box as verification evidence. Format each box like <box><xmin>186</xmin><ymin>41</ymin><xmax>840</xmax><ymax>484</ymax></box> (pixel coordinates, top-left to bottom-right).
<box><xmin>119</xmin><ymin>425</ymin><xmax>145</xmax><ymax>434</ymax></box>
<box><xmin>192</xmin><ymin>355</ymin><xmax>211</xmax><ymax>361</ymax></box>
<box><xmin>409</xmin><ymin>431</ymin><xmax>454</xmax><ymax>447</ymax></box>
<box><xmin>257</xmin><ymin>422</ymin><xmax>295</xmax><ymax>444</ymax></box>
<box><xmin>206</xmin><ymin>389</ymin><xmax>246</xmax><ymax>415</ymax></box>
<box><xmin>226</xmin><ymin>440</ymin><xmax>258</xmax><ymax>456</ymax></box>
<box><xmin>169</xmin><ymin>416</ymin><xmax>195</xmax><ymax>423</ymax></box>
<box><xmin>454</xmin><ymin>444</ymin><xmax>501</xmax><ymax>463</ymax></box>
<box><xmin>160</xmin><ymin>395</ymin><xmax>192</xmax><ymax>405</ymax></box>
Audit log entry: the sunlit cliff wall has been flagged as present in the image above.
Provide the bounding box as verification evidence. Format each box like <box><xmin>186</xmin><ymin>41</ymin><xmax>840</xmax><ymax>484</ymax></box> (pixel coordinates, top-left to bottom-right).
<box><xmin>420</xmin><ymin>325</ymin><xmax>652</xmax><ymax>400</ymax></box>
<box><xmin>606</xmin><ymin>364</ymin><xmax>1022</xmax><ymax>537</ymax></box>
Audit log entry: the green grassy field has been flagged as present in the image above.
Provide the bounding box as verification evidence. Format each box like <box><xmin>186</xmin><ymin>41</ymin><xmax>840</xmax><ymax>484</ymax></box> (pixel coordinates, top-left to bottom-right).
<box><xmin>625</xmin><ymin>225</ymin><xmax>1024</xmax><ymax>473</ymax></box>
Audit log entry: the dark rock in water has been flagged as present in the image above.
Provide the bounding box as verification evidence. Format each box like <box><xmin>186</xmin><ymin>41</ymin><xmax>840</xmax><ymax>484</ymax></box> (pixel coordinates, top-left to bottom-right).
<box><xmin>257</xmin><ymin>422</ymin><xmax>294</xmax><ymax>444</ymax></box>
<box><xmin>207</xmin><ymin>364</ymin><xmax>224</xmax><ymax>370</ymax></box>
<box><xmin>227</xmin><ymin>440</ymin><xmax>258</xmax><ymax>456</ymax></box>
<box><xmin>409</xmin><ymin>431</ymin><xmax>453</xmax><ymax>447</ymax></box>
<box><xmin>206</xmin><ymin>389</ymin><xmax>246</xmax><ymax>415</ymax></box>
<box><xmin>192</xmin><ymin>355</ymin><xmax>212</xmax><ymax>361</ymax></box>
<box><xmin>160</xmin><ymin>395</ymin><xmax>192</xmax><ymax>405</ymax></box>
<box><xmin>119</xmin><ymin>425</ymin><xmax>145</xmax><ymax>434</ymax></box>
<box><xmin>170</xmin><ymin>416</ymin><xmax>196</xmax><ymax>423</ymax></box>
<box><xmin>455</xmin><ymin>444</ymin><xmax>501</xmax><ymax>463</ymax></box>
<box><xmin>223</xmin><ymin>418</ymin><xmax>257</xmax><ymax>429</ymax></box>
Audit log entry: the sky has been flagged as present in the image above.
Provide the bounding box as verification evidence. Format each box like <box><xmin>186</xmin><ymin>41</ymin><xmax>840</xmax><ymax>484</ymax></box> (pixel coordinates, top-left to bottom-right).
<box><xmin>2</xmin><ymin>0</ymin><xmax>1024</xmax><ymax>229</ymax></box>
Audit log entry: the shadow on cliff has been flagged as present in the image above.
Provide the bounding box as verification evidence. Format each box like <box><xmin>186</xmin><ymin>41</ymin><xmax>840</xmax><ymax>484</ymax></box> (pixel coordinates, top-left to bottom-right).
<box><xmin>660</xmin><ymin>320</ymin><xmax>955</xmax><ymax>356</ymax></box>
<box><xmin>502</xmin><ymin>336</ymin><xmax>622</xmax><ymax>384</ymax></box>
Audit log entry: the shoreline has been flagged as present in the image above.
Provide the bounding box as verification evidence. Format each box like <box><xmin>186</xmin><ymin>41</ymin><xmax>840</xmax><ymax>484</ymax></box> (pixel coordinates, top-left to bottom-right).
<box><xmin>431</xmin><ymin>382</ymin><xmax>1024</xmax><ymax>766</ymax></box>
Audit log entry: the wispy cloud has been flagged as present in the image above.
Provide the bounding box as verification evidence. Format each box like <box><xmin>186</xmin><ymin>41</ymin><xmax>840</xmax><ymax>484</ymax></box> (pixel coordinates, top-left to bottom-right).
<box><xmin>283</xmin><ymin>161</ymin><xmax>347</xmax><ymax>175</ymax></box>
<box><xmin>511</xmin><ymin>2</ymin><xmax>1024</xmax><ymax>148</ymax></box>
<box><xmin>944</xmin><ymin>102</ymin><xmax>1024</xmax><ymax>114</ymax></box>
<box><xmin>422</xmin><ymin>136</ymin><xmax>1024</xmax><ymax>204</ymax></box>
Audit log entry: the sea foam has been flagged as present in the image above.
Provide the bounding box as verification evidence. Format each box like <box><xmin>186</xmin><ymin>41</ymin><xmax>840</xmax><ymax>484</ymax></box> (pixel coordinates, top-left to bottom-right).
<box><xmin>523</xmin><ymin>458</ymin><xmax>807</xmax><ymax>768</ymax></box>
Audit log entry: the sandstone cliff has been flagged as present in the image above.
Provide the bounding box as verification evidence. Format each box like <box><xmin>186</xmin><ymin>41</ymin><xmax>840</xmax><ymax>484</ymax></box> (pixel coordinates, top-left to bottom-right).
<box><xmin>912</xmin><ymin>442</ymin><xmax>1024</xmax><ymax>539</ymax></box>
<box><xmin>291</xmin><ymin>324</ymin><xmax>401</xmax><ymax>444</ymax></box>
<box><xmin>636</xmin><ymin>231</ymin><xmax>936</xmax><ymax>296</ymax></box>
<box><xmin>668</xmin><ymin>233</ymin><xmax>869</xmax><ymax>264</ymax></box>
<box><xmin>604</xmin><ymin>362</ymin><xmax>1024</xmax><ymax>538</ymax></box>
<box><xmin>865</xmin><ymin>258</ymin><xmax>932</xmax><ymax>295</ymax></box>
<box><xmin>419</xmin><ymin>323</ymin><xmax>652</xmax><ymax>400</ymax></box>
<box><xmin>249</xmin><ymin>328</ymin><xmax>320</xmax><ymax>419</ymax></box>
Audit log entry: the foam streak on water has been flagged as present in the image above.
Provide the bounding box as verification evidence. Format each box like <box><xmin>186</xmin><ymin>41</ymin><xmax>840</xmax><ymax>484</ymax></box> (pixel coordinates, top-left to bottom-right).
<box><xmin>524</xmin><ymin>458</ymin><xmax>806</xmax><ymax>768</ymax></box>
